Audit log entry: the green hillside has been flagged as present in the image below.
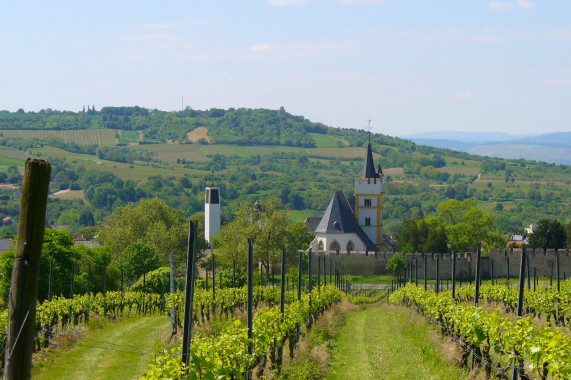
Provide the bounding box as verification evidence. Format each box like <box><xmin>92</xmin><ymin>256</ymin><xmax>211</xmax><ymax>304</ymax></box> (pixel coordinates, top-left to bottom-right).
<box><xmin>0</xmin><ymin>107</ymin><xmax>569</xmax><ymax>238</ymax></box>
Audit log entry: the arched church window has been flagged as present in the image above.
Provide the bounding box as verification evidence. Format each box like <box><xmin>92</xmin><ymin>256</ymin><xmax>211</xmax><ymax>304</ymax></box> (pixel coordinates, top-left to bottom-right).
<box><xmin>346</xmin><ymin>240</ymin><xmax>354</xmax><ymax>253</ymax></box>
<box><xmin>318</xmin><ymin>240</ymin><xmax>324</xmax><ymax>251</ymax></box>
<box><xmin>329</xmin><ymin>240</ymin><xmax>340</xmax><ymax>252</ymax></box>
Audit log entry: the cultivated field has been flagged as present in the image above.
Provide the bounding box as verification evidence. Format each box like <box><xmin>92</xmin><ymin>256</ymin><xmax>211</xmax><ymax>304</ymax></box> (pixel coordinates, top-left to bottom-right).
<box><xmin>0</xmin><ymin>129</ymin><xmax>117</xmax><ymax>146</ymax></box>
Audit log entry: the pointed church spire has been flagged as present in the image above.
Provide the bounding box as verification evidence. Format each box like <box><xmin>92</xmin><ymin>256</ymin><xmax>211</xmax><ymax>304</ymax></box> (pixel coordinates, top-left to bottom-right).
<box><xmin>362</xmin><ymin>142</ymin><xmax>380</xmax><ymax>179</ymax></box>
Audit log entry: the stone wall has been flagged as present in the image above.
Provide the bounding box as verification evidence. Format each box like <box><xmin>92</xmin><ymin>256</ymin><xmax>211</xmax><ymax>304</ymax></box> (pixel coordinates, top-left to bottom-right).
<box><xmin>310</xmin><ymin>248</ymin><xmax>571</xmax><ymax>281</ymax></box>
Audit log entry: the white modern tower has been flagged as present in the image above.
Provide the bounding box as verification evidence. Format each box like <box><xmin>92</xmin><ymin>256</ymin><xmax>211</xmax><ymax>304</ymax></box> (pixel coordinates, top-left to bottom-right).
<box><xmin>204</xmin><ymin>186</ymin><xmax>221</xmax><ymax>244</ymax></box>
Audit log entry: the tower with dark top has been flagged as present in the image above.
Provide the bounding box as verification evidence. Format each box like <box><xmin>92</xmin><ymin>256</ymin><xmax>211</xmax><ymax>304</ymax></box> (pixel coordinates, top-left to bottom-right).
<box><xmin>205</xmin><ymin>185</ymin><xmax>221</xmax><ymax>244</ymax></box>
<box><xmin>354</xmin><ymin>138</ymin><xmax>384</xmax><ymax>250</ymax></box>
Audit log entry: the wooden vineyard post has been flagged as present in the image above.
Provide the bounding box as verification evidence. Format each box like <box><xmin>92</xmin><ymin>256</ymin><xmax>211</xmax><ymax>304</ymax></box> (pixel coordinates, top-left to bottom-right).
<box><xmin>452</xmin><ymin>251</ymin><xmax>456</xmax><ymax>299</ymax></box>
<box><xmin>556</xmin><ymin>250</ymin><xmax>560</xmax><ymax>292</ymax></box>
<box><xmin>4</xmin><ymin>158</ymin><xmax>51</xmax><ymax>380</ymax></box>
<box><xmin>424</xmin><ymin>254</ymin><xmax>427</xmax><ymax>291</ymax></box>
<box><xmin>212</xmin><ymin>254</ymin><xmax>216</xmax><ymax>315</ymax></box>
<box><xmin>298</xmin><ymin>252</ymin><xmax>302</xmax><ymax>301</ymax></box>
<box><xmin>317</xmin><ymin>253</ymin><xmax>321</xmax><ymax>295</ymax></box>
<box><xmin>103</xmin><ymin>265</ymin><xmax>107</xmax><ymax>315</ymax></box>
<box><xmin>69</xmin><ymin>261</ymin><xmax>75</xmax><ymax>323</ymax></box>
<box><xmin>506</xmin><ymin>255</ymin><xmax>510</xmax><ymax>286</ymax></box>
<box><xmin>232</xmin><ymin>260</ymin><xmax>236</xmax><ymax>314</ymax></box>
<box><xmin>491</xmin><ymin>259</ymin><xmax>494</xmax><ymax>286</ymax></box>
<box><xmin>247</xmin><ymin>238</ymin><xmax>254</xmax><ymax>380</ymax></box>
<box><xmin>277</xmin><ymin>247</ymin><xmax>287</xmax><ymax>372</ymax></box>
<box><xmin>308</xmin><ymin>248</ymin><xmax>313</xmax><ymax>327</ymax></box>
<box><xmin>533</xmin><ymin>267</ymin><xmax>536</xmax><ymax>292</ymax></box>
<box><xmin>512</xmin><ymin>244</ymin><xmax>527</xmax><ymax>380</ymax></box>
<box><xmin>48</xmin><ymin>260</ymin><xmax>53</xmax><ymax>301</ymax></box>
<box><xmin>415</xmin><ymin>256</ymin><xmax>418</xmax><ymax>286</ymax></box>
<box><xmin>526</xmin><ymin>255</ymin><xmax>530</xmax><ymax>290</ymax></box>
<box><xmin>436</xmin><ymin>254</ymin><xmax>440</xmax><ymax>293</ymax></box>
<box><xmin>161</xmin><ymin>274</ymin><xmax>165</xmax><ymax>313</ymax></box>
<box><xmin>87</xmin><ymin>263</ymin><xmax>91</xmax><ymax>294</ymax></box>
<box><xmin>550</xmin><ymin>262</ymin><xmax>553</xmax><ymax>288</ymax></box>
<box><xmin>329</xmin><ymin>258</ymin><xmax>332</xmax><ymax>285</ymax></box>
<box><xmin>474</xmin><ymin>244</ymin><xmax>481</xmax><ymax>306</ymax></box>
<box><xmin>169</xmin><ymin>252</ymin><xmax>175</xmax><ymax>328</ymax></box>
<box><xmin>323</xmin><ymin>256</ymin><xmax>327</xmax><ymax>286</ymax></box>
<box><xmin>182</xmin><ymin>220</ymin><xmax>198</xmax><ymax>370</ymax></box>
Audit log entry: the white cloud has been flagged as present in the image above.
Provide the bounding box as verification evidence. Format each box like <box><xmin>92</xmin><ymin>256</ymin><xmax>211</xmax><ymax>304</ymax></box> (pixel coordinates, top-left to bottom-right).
<box><xmin>248</xmin><ymin>40</ymin><xmax>354</xmax><ymax>58</ymax></box>
<box><xmin>517</xmin><ymin>0</ymin><xmax>534</xmax><ymax>9</ymax></box>
<box><xmin>489</xmin><ymin>0</ymin><xmax>534</xmax><ymax>11</ymax></box>
<box><xmin>453</xmin><ymin>91</ymin><xmax>472</xmax><ymax>99</ymax></box>
<box><xmin>123</xmin><ymin>33</ymin><xmax>184</xmax><ymax>44</ymax></box>
<box><xmin>406</xmin><ymin>28</ymin><xmax>506</xmax><ymax>44</ymax></box>
<box><xmin>340</xmin><ymin>0</ymin><xmax>386</xmax><ymax>5</ymax></box>
<box><xmin>250</xmin><ymin>43</ymin><xmax>274</xmax><ymax>52</ymax></box>
<box><xmin>544</xmin><ymin>78</ymin><xmax>571</xmax><ymax>87</ymax></box>
<box><xmin>268</xmin><ymin>0</ymin><xmax>312</xmax><ymax>6</ymax></box>
<box><xmin>489</xmin><ymin>2</ymin><xmax>515</xmax><ymax>11</ymax></box>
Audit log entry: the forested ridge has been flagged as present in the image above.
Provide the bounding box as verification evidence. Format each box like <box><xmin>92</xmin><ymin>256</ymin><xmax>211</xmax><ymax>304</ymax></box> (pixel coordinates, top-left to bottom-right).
<box><xmin>0</xmin><ymin>106</ymin><xmax>569</xmax><ymax>241</ymax></box>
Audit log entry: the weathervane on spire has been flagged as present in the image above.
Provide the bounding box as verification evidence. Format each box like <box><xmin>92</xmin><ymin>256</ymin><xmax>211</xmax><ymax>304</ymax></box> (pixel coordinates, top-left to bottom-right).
<box><xmin>367</xmin><ymin>119</ymin><xmax>372</xmax><ymax>144</ymax></box>
<box><xmin>211</xmin><ymin>167</ymin><xmax>214</xmax><ymax>187</ymax></box>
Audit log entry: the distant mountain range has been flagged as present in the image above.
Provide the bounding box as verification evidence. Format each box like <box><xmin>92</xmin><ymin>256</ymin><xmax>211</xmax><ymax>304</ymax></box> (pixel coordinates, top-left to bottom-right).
<box><xmin>402</xmin><ymin>131</ymin><xmax>571</xmax><ymax>165</ymax></box>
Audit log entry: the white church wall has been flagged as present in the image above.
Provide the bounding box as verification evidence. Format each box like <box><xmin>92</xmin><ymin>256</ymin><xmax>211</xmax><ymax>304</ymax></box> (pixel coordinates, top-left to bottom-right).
<box><xmin>312</xmin><ymin>233</ymin><xmax>367</xmax><ymax>253</ymax></box>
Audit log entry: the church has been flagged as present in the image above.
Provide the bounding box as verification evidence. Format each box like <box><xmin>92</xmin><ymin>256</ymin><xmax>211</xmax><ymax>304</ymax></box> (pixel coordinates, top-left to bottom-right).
<box><xmin>309</xmin><ymin>141</ymin><xmax>393</xmax><ymax>254</ymax></box>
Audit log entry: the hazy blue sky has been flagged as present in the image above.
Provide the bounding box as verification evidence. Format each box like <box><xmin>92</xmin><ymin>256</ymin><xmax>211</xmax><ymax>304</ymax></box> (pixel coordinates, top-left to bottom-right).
<box><xmin>1</xmin><ymin>0</ymin><xmax>569</xmax><ymax>136</ymax></box>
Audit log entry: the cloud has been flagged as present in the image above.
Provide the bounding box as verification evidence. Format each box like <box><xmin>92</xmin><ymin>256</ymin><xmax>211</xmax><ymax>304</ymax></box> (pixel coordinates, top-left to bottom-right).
<box><xmin>250</xmin><ymin>43</ymin><xmax>273</xmax><ymax>52</ymax></box>
<box><xmin>453</xmin><ymin>91</ymin><xmax>472</xmax><ymax>99</ymax></box>
<box><xmin>517</xmin><ymin>0</ymin><xmax>534</xmax><ymax>9</ymax></box>
<box><xmin>248</xmin><ymin>40</ymin><xmax>354</xmax><ymax>58</ymax></box>
<box><xmin>489</xmin><ymin>2</ymin><xmax>515</xmax><ymax>11</ymax></box>
<box><xmin>544</xmin><ymin>78</ymin><xmax>571</xmax><ymax>87</ymax></box>
<box><xmin>406</xmin><ymin>28</ymin><xmax>506</xmax><ymax>44</ymax></box>
<box><xmin>489</xmin><ymin>0</ymin><xmax>534</xmax><ymax>11</ymax></box>
<box><xmin>340</xmin><ymin>0</ymin><xmax>386</xmax><ymax>5</ymax></box>
<box><xmin>268</xmin><ymin>0</ymin><xmax>312</xmax><ymax>6</ymax></box>
<box><xmin>123</xmin><ymin>32</ymin><xmax>185</xmax><ymax>44</ymax></box>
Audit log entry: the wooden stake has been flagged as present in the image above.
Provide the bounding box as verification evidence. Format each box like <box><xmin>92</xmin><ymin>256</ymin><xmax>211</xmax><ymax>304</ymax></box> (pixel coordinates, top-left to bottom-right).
<box><xmin>5</xmin><ymin>158</ymin><xmax>51</xmax><ymax>380</ymax></box>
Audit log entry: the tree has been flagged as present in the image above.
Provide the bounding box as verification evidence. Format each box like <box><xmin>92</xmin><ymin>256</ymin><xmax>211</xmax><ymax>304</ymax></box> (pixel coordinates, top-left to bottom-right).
<box><xmin>437</xmin><ymin>199</ymin><xmax>476</xmax><ymax>225</ymax></box>
<box><xmin>567</xmin><ymin>221</ymin><xmax>571</xmax><ymax>250</ymax></box>
<box><xmin>119</xmin><ymin>243</ymin><xmax>161</xmax><ymax>284</ymax></box>
<box><xmin>528</xmin><ymin>219</ymin><xmax>566</xmax><ymax>252</ymax></box>
<box><xmin>386</xmin><ymin>254</ymin><xmax>406</xmax><ymax>283</ymax></box>
<box><xmin>98</xmin><ymin>198</ymin><xmax>187</xmax><ymax>266</ymax></box>
<box><xmin>423</xmin><ymin>225</ymin><xmax>448</xmax><ymax>253</ymax></box>
<box><xmin>216</xmin><ymin>197</ymin><xmax>290</xmax><ymax>282</ymax></box>
<box><xmin>0</xmin><ymin>229</ymin><xmax>85</xmax><ymax>302</ymax></box>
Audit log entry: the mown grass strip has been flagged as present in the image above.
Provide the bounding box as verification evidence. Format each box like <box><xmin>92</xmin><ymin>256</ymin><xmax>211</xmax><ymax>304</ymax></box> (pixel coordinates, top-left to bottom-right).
<box><xmin>33</xmin><ymin>315</ymin><xmax>171</xmax><ymax>380</ymax></box>
<box><xmin>327</xmin><ymin>304</ymin><xmax>466</xmax><ymax>380</ymax></box>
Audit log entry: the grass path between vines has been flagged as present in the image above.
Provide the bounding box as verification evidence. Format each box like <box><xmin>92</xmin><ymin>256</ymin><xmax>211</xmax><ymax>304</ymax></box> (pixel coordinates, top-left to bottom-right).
<box><xmin>326</xmin><ymin>303</ymin><xmax>466</xmax><ymax>380</ymax></box>
<box><xmin>33</xmin><ymin>315</ymin><xmax>171</xmax><ymax>380</ymax></box>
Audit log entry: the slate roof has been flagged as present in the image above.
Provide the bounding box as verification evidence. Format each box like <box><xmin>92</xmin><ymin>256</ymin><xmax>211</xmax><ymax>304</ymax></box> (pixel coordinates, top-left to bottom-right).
<box><xmin>362</xmin><ymin>143</ymin><xmax>381</xmax><ymax>179</ymax></box>
<box><xmin>304</xmin><ymin>217</ymin><xmax>322</xmax><ymax>233</ymax></box>
<box><xmin>315</xmin><ymin>190</ymin><xmax>377</xmax><ymax>252</ymax></box>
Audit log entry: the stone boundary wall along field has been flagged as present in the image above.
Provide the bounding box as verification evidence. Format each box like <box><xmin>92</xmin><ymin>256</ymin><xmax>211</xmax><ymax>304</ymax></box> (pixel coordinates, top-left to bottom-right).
<box><xmin>310</xmin><ymin>248</ymin><xmax>571</xmax><ymax>281</ymax></box>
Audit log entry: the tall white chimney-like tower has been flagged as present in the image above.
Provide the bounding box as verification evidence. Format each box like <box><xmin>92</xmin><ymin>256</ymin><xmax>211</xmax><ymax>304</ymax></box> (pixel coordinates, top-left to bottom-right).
<box><xmin>205</xmin><ymin>186</ymin><xmax>221</xmax><ymax>244</ymax></box>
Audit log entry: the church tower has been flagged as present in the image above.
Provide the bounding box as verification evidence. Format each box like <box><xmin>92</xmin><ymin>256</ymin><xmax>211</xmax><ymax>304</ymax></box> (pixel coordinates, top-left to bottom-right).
<box><xmin>204</xmin><ymin>184</ymin><xmax>221</xmax><ymax>245</ymax></box>
<box><xmin>354</xmin><ymin>139</ymin><xmax>384</xmax><ymax>250</ymax></box>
